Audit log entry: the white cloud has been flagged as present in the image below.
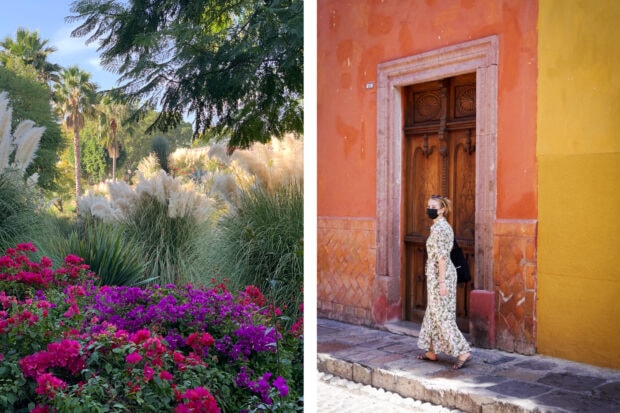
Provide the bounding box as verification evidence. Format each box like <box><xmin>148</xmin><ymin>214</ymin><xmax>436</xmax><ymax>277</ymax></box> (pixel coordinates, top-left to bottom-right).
<box><xmin>50</xmin><ymin>26</ymin><xmax>96</xmax><ymax>58</ymax></box>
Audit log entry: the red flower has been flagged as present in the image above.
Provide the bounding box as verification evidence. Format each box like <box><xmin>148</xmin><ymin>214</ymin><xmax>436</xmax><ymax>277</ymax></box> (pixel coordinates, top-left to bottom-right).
<box><xmin>174</xmin><ymin>387</ymin><xmax>220</xmax><ymax>413</ymax></box>
<box><xmin>242</xmin><ymin>285</ymin><xmax>265</xmax><ymax>307</ymax></box>
<box><xmin>186</xmin><ymin>332</ymin><xmax>215</xmax><ymax>353</ymax></box>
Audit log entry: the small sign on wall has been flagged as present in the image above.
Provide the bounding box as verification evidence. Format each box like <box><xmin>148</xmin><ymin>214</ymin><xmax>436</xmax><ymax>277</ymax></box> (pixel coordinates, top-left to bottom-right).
<box><xmin>365</xmin><ymin>82</ymin><xmax>374</xmax><ymax>89</ymax></box>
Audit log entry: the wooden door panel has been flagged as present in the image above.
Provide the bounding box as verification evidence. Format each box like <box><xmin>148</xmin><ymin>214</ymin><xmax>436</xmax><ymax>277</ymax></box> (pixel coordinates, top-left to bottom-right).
<box><xmin>403</xmin><ymin>73</ymin><xmax>476</xmax><ymax>331</ymax></box>
<box><xmin>451</xmin><ymin>128</ymin><xmax>476</xmax><ymax>240</ymax></box>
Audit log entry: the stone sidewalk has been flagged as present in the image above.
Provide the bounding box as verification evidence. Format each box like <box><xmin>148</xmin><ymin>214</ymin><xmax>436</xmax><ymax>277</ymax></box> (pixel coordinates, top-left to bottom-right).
<box><xmin>317</xmin><ymin>318</ymin><xmax>620</xmax><ymax>413</ymax></box>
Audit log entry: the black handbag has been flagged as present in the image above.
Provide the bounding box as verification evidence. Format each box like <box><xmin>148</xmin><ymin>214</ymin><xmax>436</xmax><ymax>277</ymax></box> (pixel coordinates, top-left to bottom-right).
<box><xmin>450</xmin><ymin>239</ymin><xmax>471</xmax><ymax>284</ymax></box>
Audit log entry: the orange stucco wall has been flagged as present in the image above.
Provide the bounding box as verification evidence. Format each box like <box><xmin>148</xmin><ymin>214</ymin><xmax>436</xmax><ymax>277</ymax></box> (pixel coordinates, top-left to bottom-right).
<box><xmin>317</xmin><ymin>0</ymin><xmax>538</xmax><ymax>219</ymax></box>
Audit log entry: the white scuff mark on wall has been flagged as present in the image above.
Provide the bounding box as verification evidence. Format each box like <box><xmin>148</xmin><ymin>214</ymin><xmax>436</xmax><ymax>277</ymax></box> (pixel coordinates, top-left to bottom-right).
<box><xmin>499</xmin><ymin>290</ymin><xmax>513</xmax><ymax>303</ymax></box>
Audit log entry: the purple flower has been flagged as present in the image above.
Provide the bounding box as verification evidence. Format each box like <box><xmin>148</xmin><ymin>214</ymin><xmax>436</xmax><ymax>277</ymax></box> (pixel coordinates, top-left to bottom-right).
<box><xmin>234</xmin><ymin>366</ymin><xmax>253</xmax><ymax>387</ymax></box>
<box><xmin>230</xmin><ymin>324</ymin><xmax>281</xmax><ymax>359</ymax></box>
<box><xmin>273</xmin><ymin>376</ymin><xmax>289</xmax><ymax>397</ymax></box>
<box><xmin>251</xmin><ymin>372</ymin><xmax>273</xmax><ymax>404</ymax></box>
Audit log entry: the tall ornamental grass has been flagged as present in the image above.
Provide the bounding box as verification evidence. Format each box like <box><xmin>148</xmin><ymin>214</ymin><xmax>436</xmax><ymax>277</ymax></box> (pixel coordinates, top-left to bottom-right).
<box><xmin>79</xmin><ymin>171</ymin><xmax>214</xmax><ymax>285</ymax></box>
<box><xmin>124</xmin><ymin>190</ymin><xmax>208</xmax><ymax>285</ymax></box>
<box><xmin>204</xmin><ymin>183</ymin><xmax>304</xmax><ymax>326</ymax></box>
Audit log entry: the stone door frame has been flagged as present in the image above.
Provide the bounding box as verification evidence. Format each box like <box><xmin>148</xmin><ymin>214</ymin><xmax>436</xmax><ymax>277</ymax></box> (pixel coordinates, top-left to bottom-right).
<box><xmin>375</xmin><ymin>35</ymin><xmax>498</xmax><ymax>317</ymax></box>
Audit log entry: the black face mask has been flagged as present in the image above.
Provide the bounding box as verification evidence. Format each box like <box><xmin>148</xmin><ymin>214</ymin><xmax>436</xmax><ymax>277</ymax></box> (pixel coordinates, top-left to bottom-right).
<box><xmin>426</xmin><ymin>208</ymin><xmax>439</xmax><ymax>219</ymax></box>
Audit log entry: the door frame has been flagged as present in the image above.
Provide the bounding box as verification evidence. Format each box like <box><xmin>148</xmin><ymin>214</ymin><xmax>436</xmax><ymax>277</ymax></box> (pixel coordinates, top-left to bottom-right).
<box><xmin>375</xmin><ymin>36</ymin><xmax>498</xmax><ymax>319</ymax></box>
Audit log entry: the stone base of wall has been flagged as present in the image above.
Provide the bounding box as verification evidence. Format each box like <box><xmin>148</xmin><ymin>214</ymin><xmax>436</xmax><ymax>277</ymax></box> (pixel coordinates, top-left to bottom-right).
<box><xmin>317</xmin><ymin>300</ymin><xmax>373</xmax><ymax>326</ymax></box>
<box><xmin>493</xmin><ymin>219</ymin><xmax>538</xmax><ymax>355</ymax></box>
<box><xmin>317</xmin><ymin>217</ymin><xmax>376</xmax><ymax>326</ymax></box>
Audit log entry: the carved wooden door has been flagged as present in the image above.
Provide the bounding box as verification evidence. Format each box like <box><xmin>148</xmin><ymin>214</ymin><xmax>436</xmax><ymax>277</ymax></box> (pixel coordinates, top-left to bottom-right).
<box><xmin>403</xmin><ymin>73</ymin><xmax>476</xmax><ymax>332</ymax></box>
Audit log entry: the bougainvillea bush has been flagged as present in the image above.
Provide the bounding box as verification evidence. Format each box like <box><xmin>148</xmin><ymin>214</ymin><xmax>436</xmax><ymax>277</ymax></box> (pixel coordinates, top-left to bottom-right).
<box><xmin>0</xmin><ymin>244</ymin><xmax>303</xmax><ymax>412</ymax></box>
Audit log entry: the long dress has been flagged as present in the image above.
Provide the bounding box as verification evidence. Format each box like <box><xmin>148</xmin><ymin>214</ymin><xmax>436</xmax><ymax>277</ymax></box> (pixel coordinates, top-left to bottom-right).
<box><xmin>417</xmin><ymin>217</ymin><xmax>471</xmax><ymax>357</ymax></box>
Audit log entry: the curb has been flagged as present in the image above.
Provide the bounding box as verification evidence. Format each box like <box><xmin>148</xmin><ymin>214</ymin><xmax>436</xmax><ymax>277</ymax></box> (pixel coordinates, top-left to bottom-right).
<box><xmin>317</xmin><ymin>353</ymin><xmax>560</xmax><ymax>413</ymax></box>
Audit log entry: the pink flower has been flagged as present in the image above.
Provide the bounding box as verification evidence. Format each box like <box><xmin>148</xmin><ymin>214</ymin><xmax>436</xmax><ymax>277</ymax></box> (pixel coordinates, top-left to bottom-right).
<box><xmin>30</xmin><ymin>404</ymin><xmax>50</xmax><ymax>413</ymax></box>
<box><xmin>40</xmin><ymin>256</ymin><xmax>53</xmax><ymax>268</ymax></box>
<box><xmin>63</xmin><ymin>254</ymin><xmax>83</xmax><ymax>266</ymax></box>
<box><xmin>160</xmin><ymin>370</ymin><xmax>174</xmax><ymax>381</ymax></box>
<box><xmin>126</xmin><ymin>352</ymin><xmax>142</xmax><ymax>364</ymax></box>
<box><xmin>16</xmin><ymin>243</ymin><xmax>37</xmax><ymax>253</ymax></box>
<box><xmin>290</xmin><ymin>318</ymin><xmax>303</xmax><ymax>337</ymax></box>
<box><xmin>143</xmin><ymin>364</ymin><xmax>154</xmax><ymax>381</ymax></box>
<box><xmin>130</xmin><ymin>329</ymin><xmax>151</xmax><ymax>344</ymax></box>
<box><xmin>35</xmin><ymin>373</ymin><xmax>66</xmax><ymax>397</ymax></box>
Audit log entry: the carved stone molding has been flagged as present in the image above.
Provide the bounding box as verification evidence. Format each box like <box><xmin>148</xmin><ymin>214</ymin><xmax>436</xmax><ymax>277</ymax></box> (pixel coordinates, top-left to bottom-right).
<box><xmin>376</xmin><ymin>35</ymin><xmax>498</xmax><ymax>297</ymax></box>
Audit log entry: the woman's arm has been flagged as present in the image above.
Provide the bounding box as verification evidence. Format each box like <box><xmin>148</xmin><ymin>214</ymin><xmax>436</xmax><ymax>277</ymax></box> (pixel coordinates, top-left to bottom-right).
<box><xmin>438</xmin><ymin>256</ymin><xmax>447</xmax><ymax>296</ymax></box>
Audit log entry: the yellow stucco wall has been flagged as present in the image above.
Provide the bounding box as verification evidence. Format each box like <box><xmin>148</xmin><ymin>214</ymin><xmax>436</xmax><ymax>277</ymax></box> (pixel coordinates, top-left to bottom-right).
<box><xmin>537</xmin><ymin>0</ymin><xmax>620</xmax><ymax>368</ymax></box>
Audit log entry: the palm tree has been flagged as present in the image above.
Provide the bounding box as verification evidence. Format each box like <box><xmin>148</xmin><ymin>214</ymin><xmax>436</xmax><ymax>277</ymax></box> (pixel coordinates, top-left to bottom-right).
<box><xmin>95</xmin><ymin>94</ymin><xmax>137</xmax><ymax>182</ymax></box>
<box><xmin>0</xmin><ymin>28</ymin><xmax>61</xmax><ymax>85</ymax></box>
<box><xmin>53</xmin><ymin>66</ymin><xmax>98</xmax><ymax>214</ymax></box>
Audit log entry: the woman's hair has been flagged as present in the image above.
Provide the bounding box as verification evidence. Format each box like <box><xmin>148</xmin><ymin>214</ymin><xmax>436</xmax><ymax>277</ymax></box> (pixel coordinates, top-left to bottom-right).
<box><xmin>430</xmin><ymin>194</ymin><xmax>452</xmax><ymax>216</ymax></box>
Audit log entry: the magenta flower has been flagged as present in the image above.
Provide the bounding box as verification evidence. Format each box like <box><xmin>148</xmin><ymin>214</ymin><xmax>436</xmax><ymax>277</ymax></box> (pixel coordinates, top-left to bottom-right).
<box><xmin>143</xmin><ymin>364</ymin><xmax>155</xmax><ymax>381</ymax></box>
<box><xmin>30</xmin><ymin>405</ymin><xmax>50</xmax><ymax>413</ymax></box>
<box><xmin>126</xmin><ymin>352</ymin><xmax>142</xmax><ymax>364</ymax></box>
<box><xmin>160</xmin><ymin>370</ymin><xmax>174</xmax><ymax>381</ymax></box>
<box><xmin>35</xmin><ymin>373</ymin><xmax>66</xmax><ymax>397</ymax></box>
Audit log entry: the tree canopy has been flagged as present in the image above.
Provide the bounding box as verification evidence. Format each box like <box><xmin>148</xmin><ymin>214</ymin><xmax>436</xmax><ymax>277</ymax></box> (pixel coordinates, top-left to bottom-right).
<box><xmin>0</xmin><ymin>67</ymin><xmax>65</xmax><ymax>191</ymax></box>
<box><xmin>68</xmin><ymin>0</ymin><xmax>304</xmax><ymax>148</ymax></box>
<box><xmin>0</xmin><ymin>28</ymin><xmax>61</xmax><ymax>85</ymax></box>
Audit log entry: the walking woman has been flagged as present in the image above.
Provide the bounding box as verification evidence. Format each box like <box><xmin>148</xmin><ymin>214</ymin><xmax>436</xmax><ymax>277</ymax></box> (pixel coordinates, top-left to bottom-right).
<box><xmin>417</xmin><ymin>194</ymin><xmax>472</xmax><ymax>369</ymax></box>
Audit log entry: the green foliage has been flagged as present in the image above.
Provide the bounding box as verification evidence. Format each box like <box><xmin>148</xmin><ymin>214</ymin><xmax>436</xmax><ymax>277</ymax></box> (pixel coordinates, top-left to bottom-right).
<box><xmin>205</xmin><ymin>184</ymin><xmax>303</xmax><ymax>325</ymax></box>
<box><xmin>0</xmin><ymin>28</ymin><xmax>61</xmax><ymax>84</ymax></box>
<box><xmin>0</xmin><ymin>170</ymin><xmax>42</xmax><ymax>252</ymax></box>
<box><xmin>0</xmin><ymin>69</ymin><xmax>65</xmax><ymax>191</ymax></box>
<box><xmin>151</xmin><ymin>135</ymin><xmax>169</xmax><ymax>173</ymax></box>
<box><xmin>82</xmin><ymin>134</ymin><xmax>108</xmax><ymax>183</ymax></box>
<box><xmin>69</xmin><ymin>0</ymin><xmax>304</xmax><ymax>148</ymax></box>
<box><xmin>122</xmin><ymin>111</ymin><xmax>192</xmax><ymax>175</ymax></box>
<box><xmin>48</xmin><ymin>218</ymin><xmax>148</xmax><ymax>287</ymax></box>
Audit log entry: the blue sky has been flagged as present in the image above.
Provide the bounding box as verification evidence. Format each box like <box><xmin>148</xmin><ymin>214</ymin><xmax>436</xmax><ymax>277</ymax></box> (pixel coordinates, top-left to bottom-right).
<box><xmin>0</xmin><ymin>0</ymin><xmax>119</xmax><ymax>90</ymax></box>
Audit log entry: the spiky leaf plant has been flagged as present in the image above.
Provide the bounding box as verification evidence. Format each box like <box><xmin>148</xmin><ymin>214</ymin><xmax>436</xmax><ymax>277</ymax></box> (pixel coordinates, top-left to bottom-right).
<box><xmin>54</xmin><ymin>217</ymin><xmax>148</xmax><ymax>286</ymax></box>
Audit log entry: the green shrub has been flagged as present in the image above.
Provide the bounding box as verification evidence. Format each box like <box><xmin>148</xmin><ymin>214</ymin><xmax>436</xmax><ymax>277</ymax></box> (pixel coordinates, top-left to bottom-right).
<box><xmin>0</xmin><ymin>170</ymin><xmax>42</xmax><ymax>252</ymax></box>
<box><xmin>57</xmin><ymin>218</ymin><xmax>148</xmax><ymax>286</ymax></box>
<box><xmin>205</xmin><ymin>183</ymin><xmax>303</xmax><ymax>325</ymax></box>
<box><xmin>151</xmin><ymin>135</ymin><xmax>170</xmax><ymax>173</ymax></box>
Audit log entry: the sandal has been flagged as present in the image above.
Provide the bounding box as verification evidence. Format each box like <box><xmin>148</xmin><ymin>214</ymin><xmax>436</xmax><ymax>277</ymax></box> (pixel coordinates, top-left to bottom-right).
<box><xmin>417</xmin><ymin>351</ymin><xmax>437</xmax><ymax>362</ymax></box>
<box><xmin>453</xmin><ymin>354</ymin><xmax>473</xmax><ymax>370</ymax></box>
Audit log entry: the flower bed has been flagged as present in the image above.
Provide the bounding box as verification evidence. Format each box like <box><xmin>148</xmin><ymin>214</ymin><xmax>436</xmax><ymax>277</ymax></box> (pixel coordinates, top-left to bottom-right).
<box><xmin>0</xmin><ymin>244</ymin><xmax>303</xmax><ymax>412</ymax></box>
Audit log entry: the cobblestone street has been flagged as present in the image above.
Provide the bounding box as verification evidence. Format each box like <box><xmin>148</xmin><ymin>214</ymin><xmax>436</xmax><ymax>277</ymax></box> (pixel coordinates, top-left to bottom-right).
<box><xmin>317</xmin><ymin>372</ymin><xmax>465</xmax><ymax>413</ymax></box>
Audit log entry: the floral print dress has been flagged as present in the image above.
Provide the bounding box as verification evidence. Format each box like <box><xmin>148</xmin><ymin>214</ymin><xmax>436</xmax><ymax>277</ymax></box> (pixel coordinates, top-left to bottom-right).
<box><xmin>417</xmin><ymin>218</ymin><xmax>471</xmax><ymax>357</ymax></box>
